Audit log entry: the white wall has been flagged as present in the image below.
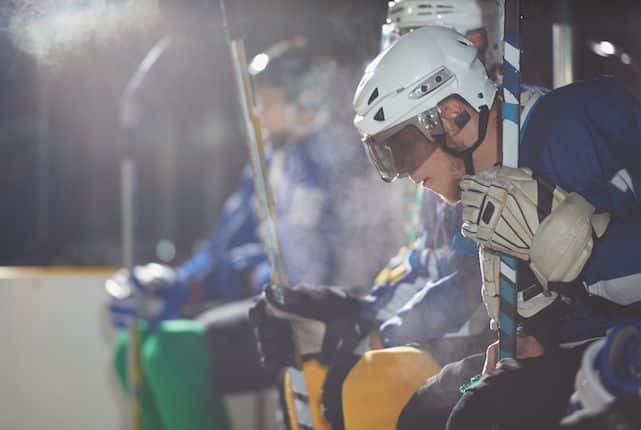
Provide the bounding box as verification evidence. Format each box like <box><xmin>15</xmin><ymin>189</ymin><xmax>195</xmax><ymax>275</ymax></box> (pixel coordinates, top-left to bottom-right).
<box><xmin>0</xmin><ymin>268</ymin><xmax>281</xmax><ymax>430</ymax></box>
<box><xmin>0</xmin><ymin>269</ymin><xmax>126</xmax><ymax>430</ymax></box>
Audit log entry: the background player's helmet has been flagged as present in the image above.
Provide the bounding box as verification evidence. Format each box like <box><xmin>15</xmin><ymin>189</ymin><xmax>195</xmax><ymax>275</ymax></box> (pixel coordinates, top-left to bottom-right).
<box><xmin>382</xmin><ymin>0</ymin><xmax>504</xmax><ymax>76</ymax></box>
<box><xmin>249</xmin><ymin>35</ymin><xmax>347</xmax><ymax>136</ymax></box>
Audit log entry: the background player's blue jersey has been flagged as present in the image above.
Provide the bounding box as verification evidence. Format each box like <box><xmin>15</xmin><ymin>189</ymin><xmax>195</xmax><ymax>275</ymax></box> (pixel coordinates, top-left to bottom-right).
<box><xmin>362</xmin><ymin>190</ymin><xmax>484</xmax><ymax>348</ymax></box>
<box><xmin>180</xmin><ymin>162</ymin><xmax>267</xmax><ymax>301</ymax></box>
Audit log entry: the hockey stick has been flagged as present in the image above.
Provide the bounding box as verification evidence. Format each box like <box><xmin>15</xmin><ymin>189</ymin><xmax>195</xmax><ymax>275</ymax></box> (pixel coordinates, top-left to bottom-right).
<box><xmin>119</xmin><ymin>35</ymin><xmax>173</xmax><ymax>430</ymax></box>
<box><xmin>498</xmin><ymin>0</ymin><xmax>521</xmax><ymax>360</ymax></box>
<box><xmin>217</xmin><ymin>2</ymin><xmax>318</xmax><ymax>429</ymax></box>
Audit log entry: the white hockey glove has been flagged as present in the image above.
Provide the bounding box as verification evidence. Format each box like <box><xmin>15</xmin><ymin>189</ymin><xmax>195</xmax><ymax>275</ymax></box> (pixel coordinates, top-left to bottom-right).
<box><xmin>461</xmin><ymin>166</ymin><xmax>610</xmax><ymax>293</ymax></box>
<box><xmin>105</xmin><ymin>263</ymin><xmax>189</xmax><ymax>329</ymax></box>
<box><xmin>480</xmin><ymin>247</ymin><xmax>559</xmax><ymax>329</ymax></box>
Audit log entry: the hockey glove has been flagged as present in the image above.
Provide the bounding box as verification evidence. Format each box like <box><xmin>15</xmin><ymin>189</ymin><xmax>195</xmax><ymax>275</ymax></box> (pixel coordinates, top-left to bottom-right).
<box><xmin>480</xmin><ymin>247</ymin><xmax>558</xmax><ymax>325</ymax></box>
<box><xmin>461</xmin><ymin>166</ymin><xmax>610</xmax><ymax>292</ymax></box>
<box><xmin>249</xmin><ymin>284</ymin><xmax>374</xmax><ymax>368</ymax></box>
<box><xmin>105</xmin><ymin>263</ymin><xmax>189</xmax><ymax>330</ymax></box>
<box><xmin>448</xmin><ymin>347</ymin><xmax>582</xmax><ymax>430</ymax></box>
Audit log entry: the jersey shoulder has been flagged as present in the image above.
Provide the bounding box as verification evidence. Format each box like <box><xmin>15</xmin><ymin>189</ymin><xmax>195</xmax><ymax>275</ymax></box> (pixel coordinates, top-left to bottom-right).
<box><xmin>521</xmin><ymin>77</ymin><xmax>637</xmax><ymax>207</ymax></box>
<box><xmin>521</xmin><ymin>77</ymin><xmax>625</xmax><ymax>165</ymax></box>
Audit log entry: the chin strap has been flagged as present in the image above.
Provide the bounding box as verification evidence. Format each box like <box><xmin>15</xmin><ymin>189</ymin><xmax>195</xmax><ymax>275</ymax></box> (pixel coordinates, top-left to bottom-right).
<box><xmin>441</xmin><ymin>105</ymin><xmax>490</xmax><ymax>175</ymax></box>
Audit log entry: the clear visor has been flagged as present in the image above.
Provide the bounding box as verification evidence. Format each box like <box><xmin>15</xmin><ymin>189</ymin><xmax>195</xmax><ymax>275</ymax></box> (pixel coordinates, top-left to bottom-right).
<box><xmin>362</xmin><ymin>106</ymin><xmax>445</xmax><ymax>182</ymax></box>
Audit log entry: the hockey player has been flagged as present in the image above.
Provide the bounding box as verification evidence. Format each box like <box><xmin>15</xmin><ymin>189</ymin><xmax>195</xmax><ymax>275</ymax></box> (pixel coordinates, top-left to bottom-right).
<box><xmin>107</xmin><ymin>35</ymin><xmax>404</xmax><ymax>430</ymax></box>
<box><xmin>369</xmin><ymin>0</ymin><xmax>515</xmax><ymax>355</ymax></box>
<box><xmin>343</xmin><ymin>0</ymin><xmax>508</xmax><ymax>358</ymax></box>
<box><xmin>382</xmin><ymin>0</ymin><xmax>504</xmax><ymax>78</ymax></box>
<box><xmin>351</xmin><ymin>25</ymin><xmax>641</xmax><ymax>429</ymax></box>
<box><xmin>250</xmin><ymin>4</ymin><xmax>515</xmax><ymax>429</ymax></box>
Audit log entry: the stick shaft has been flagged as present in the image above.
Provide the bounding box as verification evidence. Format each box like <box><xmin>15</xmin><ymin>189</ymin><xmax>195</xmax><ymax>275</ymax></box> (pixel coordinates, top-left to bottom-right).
<box><xmin>121</xmin><ymin>157</ymin><xmax>143</xmax><ymax>430</ymax></box>
<box><xmin>499</xmin><ymin>0</ymin><xmax>522</xmax><ymax>360</ymax></box>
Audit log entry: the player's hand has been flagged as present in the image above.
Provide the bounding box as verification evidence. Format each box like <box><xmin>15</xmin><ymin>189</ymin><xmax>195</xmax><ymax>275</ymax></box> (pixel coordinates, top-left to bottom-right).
<box><xmin>105</xmin><ymin>263</ymin><xmax>189</xmax><ymax>329</ymax></box>
<box><xmin>482</xmin><ymin>336</ymin><xmax>544</xmax><ymax>374</ymax></box>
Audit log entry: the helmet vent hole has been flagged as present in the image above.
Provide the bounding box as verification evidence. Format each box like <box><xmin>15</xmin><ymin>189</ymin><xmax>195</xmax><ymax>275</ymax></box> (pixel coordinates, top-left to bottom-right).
<box><xmin>374</xmin><ymin>108</ymin><xmax>386</xmax><ymax>122</ymax></box>
<box><xmin>458</xmin><ymin>39</ymin><xmax>472</xmax><ymax>47</ymax></box>
<box><xmin>368</xmin><ymin>88</ymin><xmax>379</xmax><ymax>105</ymax></box>
<box><xmin>478</xmin><ymin>93</ymin><xmax>483</xmax><ymax>99</ymax></box>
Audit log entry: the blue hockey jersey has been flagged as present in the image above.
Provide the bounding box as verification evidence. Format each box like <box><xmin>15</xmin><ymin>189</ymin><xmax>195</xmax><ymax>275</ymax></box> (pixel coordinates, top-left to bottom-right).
<box><xmin>179</xmin><ymin>163</ymin><xmax>267</xmax><ymax>301</ymax></box>
<box><xmin>520</xmin><ymin>77</ymin><xmax>641</xmax><ymax>342</ymax></box>
<box><xmin>364</xmin><ymin>191</ymin><xmax>484</xmax><ymax>347</ymax></box>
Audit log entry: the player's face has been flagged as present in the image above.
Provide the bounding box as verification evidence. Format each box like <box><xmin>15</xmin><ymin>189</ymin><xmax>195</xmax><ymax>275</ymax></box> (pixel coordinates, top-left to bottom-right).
<box><xmin>255</xmin><ymin>85</ymin><xmax>289</xmax><ymax>139</ymax></box>
<box><xmin>410</xmin><ymin>146</ymin><xmax>465</xmax><ymax>204</ymax></box>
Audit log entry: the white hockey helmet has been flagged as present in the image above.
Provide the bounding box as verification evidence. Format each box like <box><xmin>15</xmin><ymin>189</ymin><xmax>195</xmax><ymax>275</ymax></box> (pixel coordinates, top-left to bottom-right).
<box><xmin>387</xmin><ymin>0</ymin><xmax>484</xmax><ymax>35</ymax></box>
<box><xmin>382</xmin><ymin>0</ymin><xmax>504</xmax><ymax>75</ymax></box>
<box><xmin>354</xmin><ymin>26</ymin><xmax>497</xmax><ymax>182</ymax></box>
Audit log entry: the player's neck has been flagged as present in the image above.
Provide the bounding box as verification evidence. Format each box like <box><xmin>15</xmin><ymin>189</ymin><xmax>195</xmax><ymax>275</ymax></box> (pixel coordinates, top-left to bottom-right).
<box><xmin>471</xmin><ymin>101</ymin><xmax>501</xmax><ymax>172</ymax></box>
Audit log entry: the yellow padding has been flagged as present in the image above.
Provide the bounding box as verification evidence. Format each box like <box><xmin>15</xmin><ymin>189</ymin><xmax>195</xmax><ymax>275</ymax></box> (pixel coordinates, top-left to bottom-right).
<box><xmin>282</xmin><ymin>360</ymin><xmax>332</xmax><ymax>430</ymax></box>
<box><xmin>342</xmin><ymin>347</ymin><xmax>441</xmax><ymax>430</ymax></box>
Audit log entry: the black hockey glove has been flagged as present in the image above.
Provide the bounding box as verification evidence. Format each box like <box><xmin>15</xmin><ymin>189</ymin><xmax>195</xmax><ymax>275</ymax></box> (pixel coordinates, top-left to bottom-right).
<box><xmin>249</xmin><ymin>284</ymin><xmax>374</xmax><ymax>369</ymax></box>
<box><xmin>447</xmin><ymin>346</ymin><xmax>586</xmax><ymax>430</ymax></box>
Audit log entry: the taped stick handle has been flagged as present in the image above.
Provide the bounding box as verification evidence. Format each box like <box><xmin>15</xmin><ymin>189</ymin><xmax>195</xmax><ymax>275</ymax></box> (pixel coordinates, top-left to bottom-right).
<box><xmin>499</xmin><ymin>0</ymin><xmax>521</xmax><ymax>361</ymax></box>
<box><xmin>219</xmin><ymin>2</ymin><xmax>321</xmax><ymax>427</ymax></box>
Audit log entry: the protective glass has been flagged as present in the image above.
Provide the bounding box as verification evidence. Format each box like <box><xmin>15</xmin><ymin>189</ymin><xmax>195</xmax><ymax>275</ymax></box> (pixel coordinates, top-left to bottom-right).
<box><xmin>361</xmin><ymin>66</ymin><xmax>456</xmax><ymax>182</ymax></box>
<box><xmin>362</xmin><ymin>106</ymin><xmax>445</xmax><ymax>182</ymax></box>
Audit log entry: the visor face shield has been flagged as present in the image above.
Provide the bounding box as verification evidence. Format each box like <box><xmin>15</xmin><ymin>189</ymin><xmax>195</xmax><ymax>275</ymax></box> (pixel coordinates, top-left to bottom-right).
<box><xmin>362</xmin><ymin>116</ymin><xmax>443</xmax><ymax>182</ymax></box>
<box><xmin>361</xmin><ymin>67</ymin><xmax>453</xmax><ymax>182</ymax></box>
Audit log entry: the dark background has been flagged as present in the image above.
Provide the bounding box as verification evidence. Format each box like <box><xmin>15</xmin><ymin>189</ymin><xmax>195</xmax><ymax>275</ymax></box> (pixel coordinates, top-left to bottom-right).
<box><xmin>1</xmin><ymin>0</ymin><xmax>639</xmax><ymax>266</ymax></box>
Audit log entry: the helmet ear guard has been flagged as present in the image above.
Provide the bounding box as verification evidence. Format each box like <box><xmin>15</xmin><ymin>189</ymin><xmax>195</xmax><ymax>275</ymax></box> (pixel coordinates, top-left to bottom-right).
<box><xmin>454</xmin><ymin>110</ymin><xmax>471</xmax><ymax>130</ymax></box>
<box><xmin>440</xmin><ymin>103</ymin><xmax>490</xmax><ymax>175</ymax></box>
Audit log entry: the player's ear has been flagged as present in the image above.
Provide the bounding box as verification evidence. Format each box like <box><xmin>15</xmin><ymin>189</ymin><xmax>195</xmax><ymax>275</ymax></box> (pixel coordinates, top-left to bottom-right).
<box><xmin>440</xmin><ymin>96</ymin><xmax>472</xmax><ymax>131</ymax></box>
<box><xmin>465</xmin><ymin>28</ymin><xmax>488</xmax><ymax>53</ymax></box>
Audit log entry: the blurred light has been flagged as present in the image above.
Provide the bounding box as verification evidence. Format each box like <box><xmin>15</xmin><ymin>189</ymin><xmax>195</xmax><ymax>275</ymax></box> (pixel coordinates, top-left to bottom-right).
<box><xmin>591</xmin><ymin>40</ymin><xmax>616</xmax><ymax>57</ymax></box>
<box><xmin>249</xmin><ymin>53</ymin><xmax>270</xmax><ymax>75</ymax></box>
<box><xmin>621</xmin><ymin>52</ymin><xmax>631</xmax><ymax>65</ymax></box>
<box><xmin>156</xmin><ymin>239</ymin><xmax>176</xmax><ymax>262</ymax></box>
<box><xmin>9</xmin><ymin>0</ymin><xmax>159</xmax><ymax>67</ymax></box>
